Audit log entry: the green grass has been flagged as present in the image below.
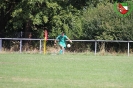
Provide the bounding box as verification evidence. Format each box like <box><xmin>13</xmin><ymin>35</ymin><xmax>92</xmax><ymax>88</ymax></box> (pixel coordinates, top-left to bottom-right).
<box><xmin>0</xmin><ymin>53</ymin><xmax>133</xmax><ymax>88</ymax></box>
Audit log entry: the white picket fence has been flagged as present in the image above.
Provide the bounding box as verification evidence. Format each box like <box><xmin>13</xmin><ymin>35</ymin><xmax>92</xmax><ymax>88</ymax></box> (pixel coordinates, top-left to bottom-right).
<box><xmin>0</xmin><ymin>38</ymin><xmax>133</xmax><ymax>56</ymax></box>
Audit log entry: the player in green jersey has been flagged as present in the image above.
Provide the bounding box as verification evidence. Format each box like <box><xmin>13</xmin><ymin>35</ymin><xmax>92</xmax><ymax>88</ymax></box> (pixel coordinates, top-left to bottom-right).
<box><xmin>54</xmin><ymin>32</ymin><xmax>72</xmax><ymax>54</ymax></box>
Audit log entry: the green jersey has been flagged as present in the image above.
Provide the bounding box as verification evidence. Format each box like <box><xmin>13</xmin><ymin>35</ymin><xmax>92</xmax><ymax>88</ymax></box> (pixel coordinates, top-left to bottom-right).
<box><xmin>56</xmin><ymin>35</ymin><xmax>68</xmax><ymax>47</ymax></box>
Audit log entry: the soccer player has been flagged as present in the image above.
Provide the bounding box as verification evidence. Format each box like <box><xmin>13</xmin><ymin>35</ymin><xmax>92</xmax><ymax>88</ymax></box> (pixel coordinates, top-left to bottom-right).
<box><xmin>54</xmin><ymin>32</ymin><xmax>72</xmax><ymax>54</ymax></box>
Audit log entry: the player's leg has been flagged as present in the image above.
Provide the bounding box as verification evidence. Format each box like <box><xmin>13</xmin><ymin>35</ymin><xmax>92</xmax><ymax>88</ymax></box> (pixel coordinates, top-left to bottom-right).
<box><xmin>59</xmin><ymin>45</ymin><xmax>63</xmax><ymax>54</ymax></box>
<box><xmin>59</xmin><ymin>43</ymin><xmax>66</xmax><ymax>54</ymax></box>
<box><xmin>62</xmin><ymin>46</ymin><xmax>65</xmax><ymax>54</ymax></box>
<box><xmin>61</xmin><ymin>43</ymin><xmax>66</xmax><ymax>54</ymax></box>
<box><xmin>59</xmin><ymin>45</ymin><xmax>65</xmax><ymax>54</ymax></box>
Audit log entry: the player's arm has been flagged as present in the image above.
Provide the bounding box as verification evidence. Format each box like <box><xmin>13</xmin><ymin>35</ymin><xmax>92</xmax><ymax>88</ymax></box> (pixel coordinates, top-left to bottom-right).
<box><xmin>54</xmin><ymin>36</ymin><xmax>59</xmax><ymax>45</ymax></box>
<box><xmin>67</xmin><ymin>37</ymin><xmax>72</xmax><ymax>43</ymax></box>
<box><xmin>54</xmin><ymin>39</ymin><xmax>57</xmax><ymax>45</ymax></box>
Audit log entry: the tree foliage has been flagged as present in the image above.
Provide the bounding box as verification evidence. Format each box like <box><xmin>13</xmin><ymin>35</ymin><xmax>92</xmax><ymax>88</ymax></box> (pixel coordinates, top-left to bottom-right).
<box><xmin>0</xmin><ymin>0</ymin><xmax>133</xmax><ymax>41</ymax></box>
<box><xmin>82</xmin><ymin>2</ymin><xmax>133</xmax><ymax>40</ymax></box>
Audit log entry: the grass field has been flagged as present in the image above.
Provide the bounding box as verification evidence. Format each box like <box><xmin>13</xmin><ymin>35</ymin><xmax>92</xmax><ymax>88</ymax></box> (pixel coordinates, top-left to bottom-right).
<box><xmin>0</xmin><ymin>53</ymin><xmax>133</xmax><ymax>88</ymax></box>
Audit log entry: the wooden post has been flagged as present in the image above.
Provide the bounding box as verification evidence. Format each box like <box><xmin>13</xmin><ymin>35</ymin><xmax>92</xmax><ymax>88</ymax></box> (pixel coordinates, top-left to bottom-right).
<box><xmin>0</xmin><ymin>39</ymin><xmax>2</xmax><ymax>51</ymax></box>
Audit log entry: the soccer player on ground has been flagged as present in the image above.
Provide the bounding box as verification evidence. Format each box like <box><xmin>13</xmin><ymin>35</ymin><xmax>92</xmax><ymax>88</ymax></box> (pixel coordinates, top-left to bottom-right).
<box><xmin>54</xmin><ymin>32</ymin><xmax>72</xmax><ymax>54</ymax></box>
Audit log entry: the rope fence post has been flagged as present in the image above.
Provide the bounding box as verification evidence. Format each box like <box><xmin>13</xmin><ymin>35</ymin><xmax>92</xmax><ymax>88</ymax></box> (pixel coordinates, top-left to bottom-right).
<box><xmin>128</xmin><ymin>42</ymin><xmax>130</xmax><ymax>56</ymax></box>
<box><xmin>40</xmin><ymin>39</ymin><xmax>42</xmax><ymax>54</ymax></box>
<box><xmin>95</xmin><ymin>41</ymin><xmax>97</xmax><ymax>55</ymax></box>
<box><xmin>0</xmin><ymin>39</ymin><xmax>2</xmax><ymax>51</ymax></box>
<box><xmin>20</xmin><ymin>39</ymin><xmax>22</xmax><ymax>53</ymax></box>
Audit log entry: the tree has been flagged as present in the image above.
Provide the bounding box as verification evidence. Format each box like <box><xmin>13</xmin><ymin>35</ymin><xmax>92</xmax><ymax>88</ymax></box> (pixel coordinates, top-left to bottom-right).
<box><xmin>82</xmin><ymin>2</ymin><xmax>133</xmax><ymax>40</ymax></box>
<box><xmin>0</xmin><ymin>0</ymin><xmax>21</xmax><ymax>37</ymax></box>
